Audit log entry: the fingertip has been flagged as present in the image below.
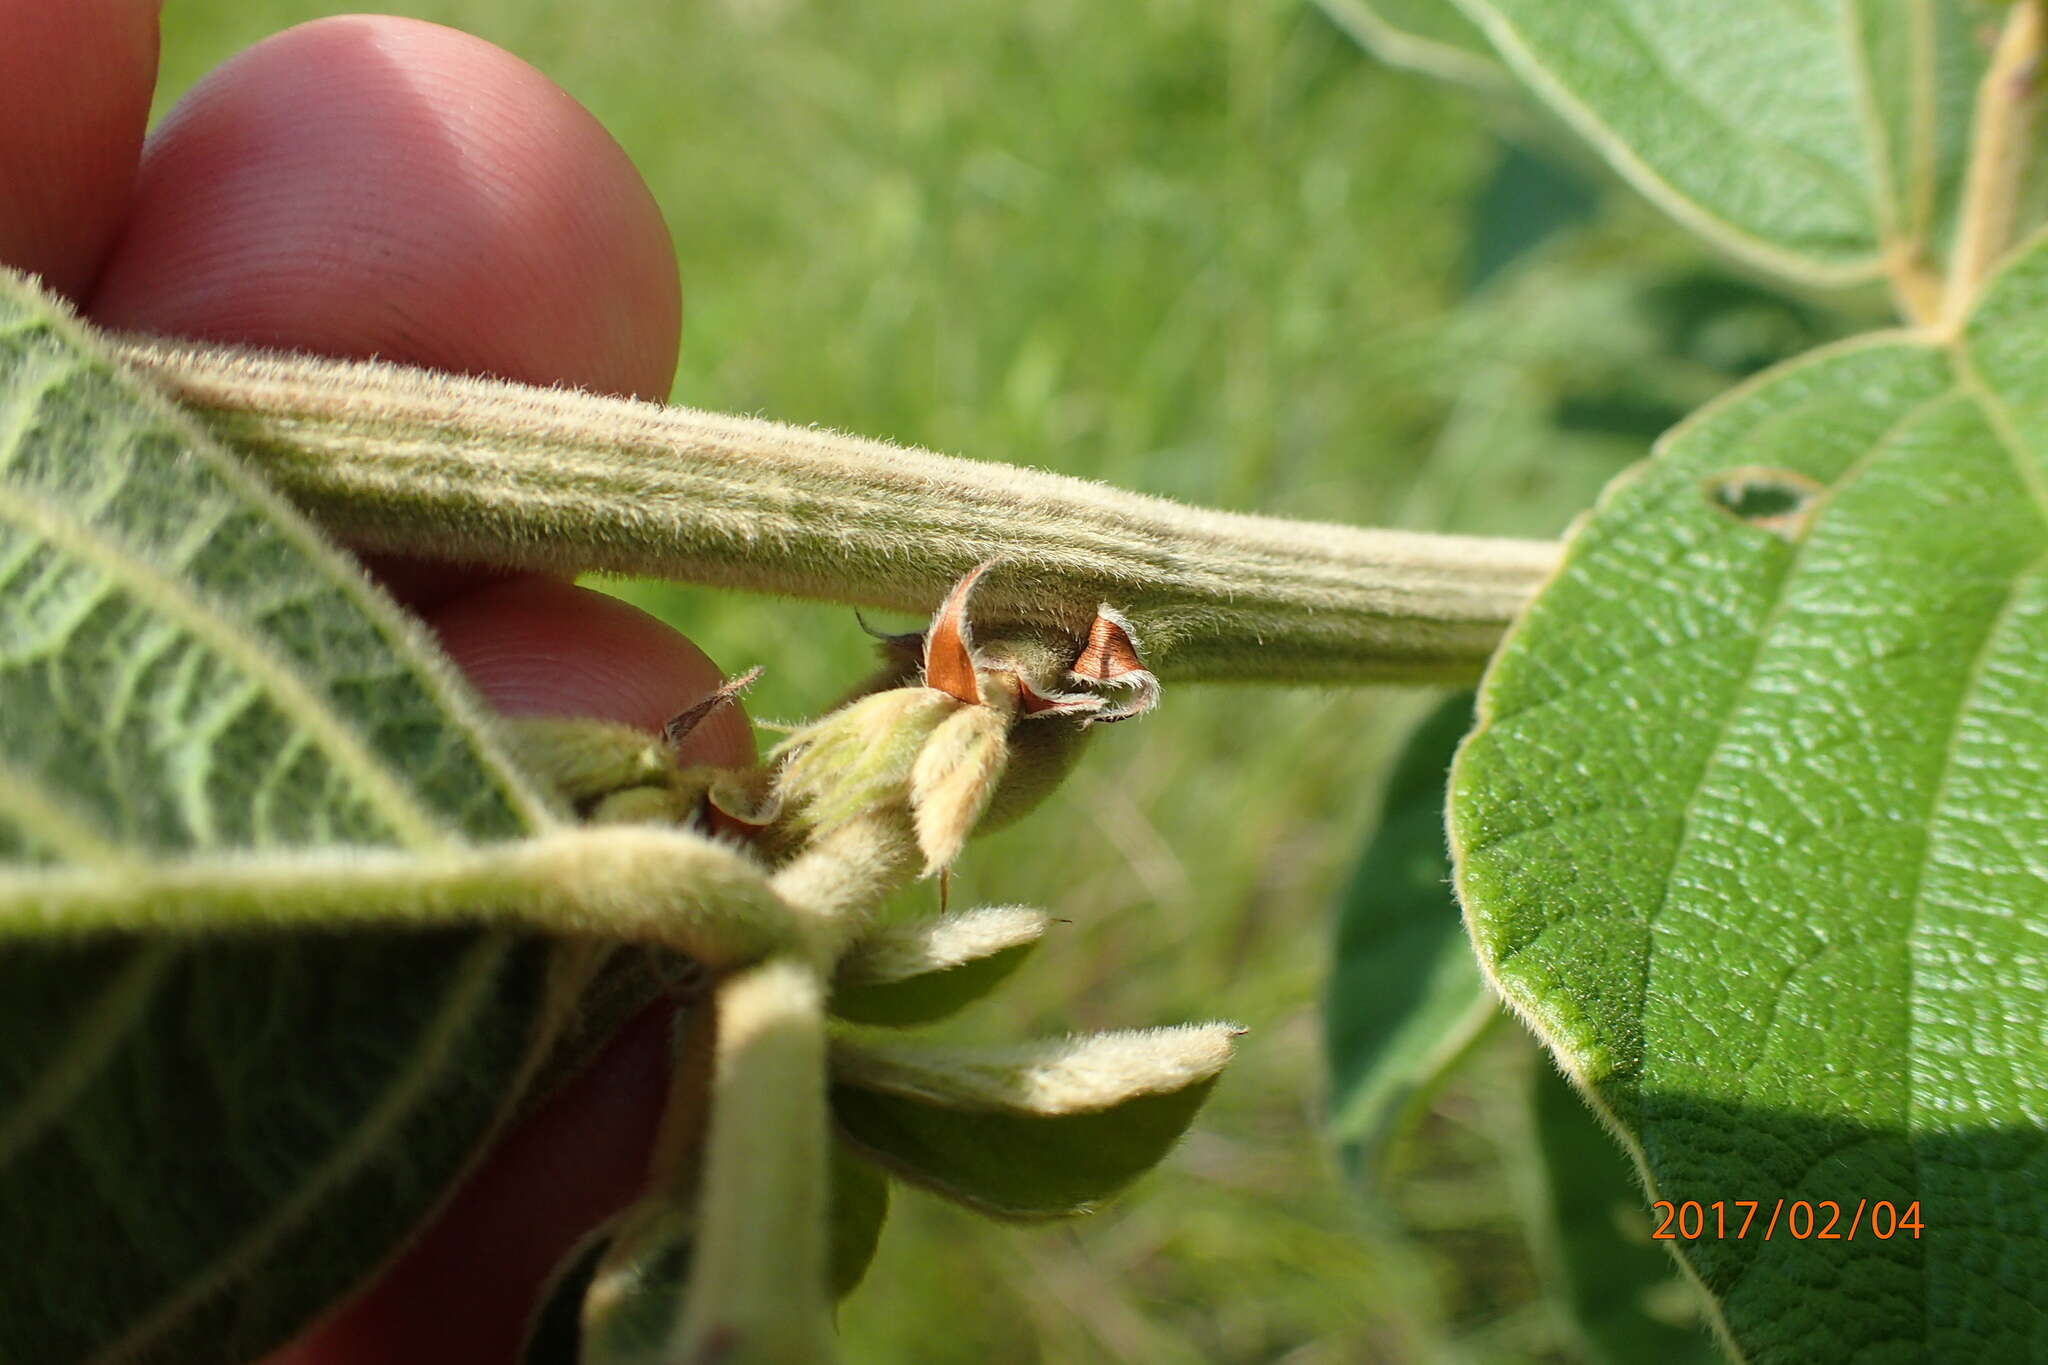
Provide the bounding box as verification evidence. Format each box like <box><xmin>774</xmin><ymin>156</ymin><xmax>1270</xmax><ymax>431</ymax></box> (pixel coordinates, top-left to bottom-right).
<box><xmin>89</xmin><ymin>14</ymin><xmax>679</xmax><ymax>399</ymax></box>
<box><xmin>263</xmin><ymin>1000</ymin><xmax>686</xmax><ymax>1365</ymax></box>
<box><xmin>0</xmin><ymin>0</ymin><xmax>158</xmax><ymax>298</ymax></box>
<box><xmin>425</xmin><ymin>579</ymin><xmax>755</xmax><ymax>767</ymax></box>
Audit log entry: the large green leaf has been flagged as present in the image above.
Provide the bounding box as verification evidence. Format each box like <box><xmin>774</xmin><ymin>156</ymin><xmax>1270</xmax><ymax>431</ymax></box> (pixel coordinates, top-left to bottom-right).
<box><xmin>1324</xmin><ymin>692</ymin><xmax>1497</xmax><ymax>1177</ymax></box>
<box><xmin>1453</xmin><ymin>0</ymin><xmax>1983</xmax><ymax>285</ymax></box>
<box><xmin>0</xmin><ymin>273</ymin><xmax>584</xmax><ymax>1361</ymax></box>
<box><xmin>1526</xmin><ymin>1062</ymin><xmax>1717</xmax><ymax>1364</ymax></box>
<box><xmin>1452</xmin><ymin>231</ymin><xmax>2048</xmax><ymax>1360</ymax></box>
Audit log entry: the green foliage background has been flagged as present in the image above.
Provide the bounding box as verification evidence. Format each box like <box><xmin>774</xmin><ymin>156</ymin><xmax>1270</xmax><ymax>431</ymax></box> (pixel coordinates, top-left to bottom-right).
<box><xmin>150</xmin><ymin>2</ymin><xmax>1839</xmax><ymax>1358</ymax></box>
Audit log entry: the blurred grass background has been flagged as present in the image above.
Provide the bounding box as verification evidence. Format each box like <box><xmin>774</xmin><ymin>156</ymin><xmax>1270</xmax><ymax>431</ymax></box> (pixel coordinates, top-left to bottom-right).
<box><xmin>157</xmin><ymin>3</ymin><xmax>1853</xmax><ymax>1359</ymax></box>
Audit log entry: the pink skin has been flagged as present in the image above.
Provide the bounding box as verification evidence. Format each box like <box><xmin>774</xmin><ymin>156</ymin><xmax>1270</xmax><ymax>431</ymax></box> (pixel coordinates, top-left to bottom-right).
<box><xmin>3</xmin><ymin>5</ymin><xmax>745</xmax><ymax>1360</ymax></box>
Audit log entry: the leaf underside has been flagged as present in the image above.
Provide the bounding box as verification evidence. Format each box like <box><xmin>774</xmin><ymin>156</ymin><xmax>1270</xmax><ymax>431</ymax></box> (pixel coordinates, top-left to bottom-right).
<box><xmin>1527</xmin><ymin>1062</ymin><xmax>1717</xmax><ymax>1364</ymax></box>
<box><xmin>831</xmin><ymin>1080</ymin><xmax>1219</xmax><ymax>1221</ymax></box>
<box><xmin>828</xmin><ymin>1027</ymin><xmax>1234</xmax><ymax>1220</ymax></box>
<box><xmin>830</xmin><ymin>907</ymin><xmax>1046</xmax><ymax>1027</ymax></box>
<box><xmin>1327</xmin><ymin>694</ymin><xmax>1706</xmax><ymax>1356</ymax></box>
<box><xmin>0</xmin><ymin>273</ymin><xmax>574</xmax><ymax>1362</ymax></box>
<box><xmin>1454</xmin><ymin>0</ymin><xmax>1983</xmax><ymax>285</ymax></box>
<box><xmin>1323</xmin><ymin>691</ymin><xmax>1497</xmax><ymax>1175</ymax></box>
<box><xmin>1452</xmin><ymin>233</ymin><xmax>2048</xmax><ymax>1361</ymax></box>
<box><xmin>828</xmin><ymin>1145</ymin><xmax>890</xmax><ymax>1299</ymax></box>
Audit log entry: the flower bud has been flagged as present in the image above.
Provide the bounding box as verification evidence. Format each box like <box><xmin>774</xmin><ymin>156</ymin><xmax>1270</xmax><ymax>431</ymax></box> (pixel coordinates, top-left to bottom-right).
<box><xmin>771</xmin><ymin>687</ymin><xmax>958</xmax><ymax>837</ymax></box>
<box><xmin>908</xmin><ymin>702</ymin><xmax>1011</xmax><ymax>873</ymax></box>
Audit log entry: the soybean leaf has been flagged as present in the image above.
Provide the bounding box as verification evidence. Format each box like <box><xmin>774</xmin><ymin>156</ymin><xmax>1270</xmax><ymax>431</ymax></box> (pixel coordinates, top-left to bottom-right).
<box><xmin>828</xmin><ymin>1145</ymin><xmax>890</xmax><ymax>1299</ymax></box>
<box><xmin>1451</xmin><ymin>230</ymin><xmax>2048</xmax><ymax>1360</ymax></box>
<box><xmin>1453</xmin><ymin>0</ymin><xmax>1983</xmax><ymax>286</ymax></box>
<box><xmin>831</xmin><ymin>906</ymin><xmax>1047</xmax><ymax>1026</ymax></box>
<box><xmin>0</xmin><ymin>272</ymin><xmax>582</xmax><ymax>1362</ymax></box>
<box><xmin>1466</xmin><ymin>141</ymin><xmax>1602</xmax><ymax>295</ymax></box>
<box><xmin>1324</xmin><ymin>692</ymin><xmax>1498</xmax><ymax>1179</ymax></box>
<box><xmin>829</xmin><ymin>1025</ymin><xmax>1237</xmax><ymax>1220</ymax></box>
<box><xmin>1526</xmin><ymin>1062</ymin><xmax>1717</xmax><ymax>1364</ymax></box>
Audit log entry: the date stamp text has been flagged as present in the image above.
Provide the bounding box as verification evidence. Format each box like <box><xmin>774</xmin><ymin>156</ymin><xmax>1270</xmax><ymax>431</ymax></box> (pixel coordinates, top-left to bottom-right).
<box><xmin>1650</xmin><ymin>1200</ymin><xmax>1923</xmax><ymax>1242</ymax></box>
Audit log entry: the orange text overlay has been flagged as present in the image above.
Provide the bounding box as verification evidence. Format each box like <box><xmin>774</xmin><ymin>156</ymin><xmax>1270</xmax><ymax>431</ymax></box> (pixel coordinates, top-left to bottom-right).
<box><xmin>1650</xmin><ymin>1200</ymin><xmax>1924</xmax><ymax>1242</ymax></box>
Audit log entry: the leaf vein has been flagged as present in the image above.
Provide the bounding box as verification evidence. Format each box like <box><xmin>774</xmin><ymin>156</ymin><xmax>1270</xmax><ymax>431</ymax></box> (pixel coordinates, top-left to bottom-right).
<box><xmin>1891</xmin><ymin>547</ymin><xmax>2048</xmax><ymax>1337</ymax></box>
<box><xmin>0</xmin><ymin>479</ymin><xmax>455</xmax><ymax>852</ymax></box>
<box><xmin>1637</xmin><ymin>389</ymin><xmax>1959</xmax><ymax>1084</ymax></box>
<box><xmin>0</xmin><ymin>943</ymin><xmax>180</xmax><ymax>1167</ymax></box>
<box><xmin>0</xmin><ymin>756</ymin><xmax>124</xmax><ymax>863</ymax></box>
<box><xmin>84</xmin><ymin>936</ymin><xmax>518</xmax><ymax>1364</ymax></box>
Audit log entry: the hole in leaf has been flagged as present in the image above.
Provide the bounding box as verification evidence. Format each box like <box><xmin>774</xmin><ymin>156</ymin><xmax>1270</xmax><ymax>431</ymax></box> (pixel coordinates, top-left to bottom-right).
<box><xmin>1703</xmin><ymin>467</ymin><xmax>1822</xmax><ymax>541</ymax></box>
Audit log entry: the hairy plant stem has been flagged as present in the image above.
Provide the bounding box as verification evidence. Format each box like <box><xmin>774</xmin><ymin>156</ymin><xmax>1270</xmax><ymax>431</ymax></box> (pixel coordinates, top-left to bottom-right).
<box><xmin>1942</xmin><ymin>0</ymin><xmax>2044</xmax><ymax>328</ymax></box>
<box><xmin>0</xmin><ymin>827</ymin><xmax>810</xmax><ymax>965</ymax></box>
<box><xmin>114</xmin><ymin>336</ymin><xmax>1559</xmax><ymax>686</ymax></box>
<box><xmin>668</xmin><ymin>959</ymin><xmax>836</xmax><ymax>1365</ymax></box>
<box><xmin>770</xmin><ymin>816</ymin><xmax>920</xmax><ymax>954</ymax></box>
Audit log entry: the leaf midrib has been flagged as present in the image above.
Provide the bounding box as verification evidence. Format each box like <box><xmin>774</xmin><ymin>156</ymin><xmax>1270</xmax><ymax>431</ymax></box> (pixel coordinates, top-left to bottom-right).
<box><xmin>1633</xmin><ymin>385</ymin><xmax>1963</xmax><ymax>1082</ymax></box>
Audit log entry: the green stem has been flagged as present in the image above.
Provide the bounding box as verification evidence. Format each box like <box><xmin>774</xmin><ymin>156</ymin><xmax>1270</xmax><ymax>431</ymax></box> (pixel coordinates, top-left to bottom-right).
<box><xmin>0</xmin><ymin>827</ymin><xmax>808</xmax><ymax>966</ymax></box>
<box><xmin>670</xmin><ymin>958</ymin><xmax>837</xmax><ymax>1365</ymax></box>
<box><xmin>116</xmin><ymin>336</ymin><xmax>1558</xmax><ymax>685</ymax></box>
<box><xmin>769</xmin><ymin>815</ymin><xmax>921</xmax><ymax>956</ymax></box>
